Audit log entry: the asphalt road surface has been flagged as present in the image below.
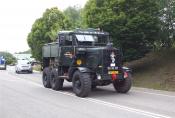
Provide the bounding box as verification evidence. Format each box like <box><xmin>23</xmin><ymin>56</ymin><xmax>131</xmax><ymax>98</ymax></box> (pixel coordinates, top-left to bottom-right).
<box><xmin>0</xmin><ymin>66</ymin><xmax>175</xmax><ymax>118</ymax></box>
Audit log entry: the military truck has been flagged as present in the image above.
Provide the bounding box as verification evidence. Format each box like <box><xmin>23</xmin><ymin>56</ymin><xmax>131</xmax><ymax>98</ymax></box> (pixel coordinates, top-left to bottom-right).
<box><xmin>0</xmin><ymin>56</ymin><xmax>6</xmax><ymax>70</ymax></box>
<box><xmin>42</xmin><ymin>29</ymin><xmax>132</xmax><ymax>97</ymax></box>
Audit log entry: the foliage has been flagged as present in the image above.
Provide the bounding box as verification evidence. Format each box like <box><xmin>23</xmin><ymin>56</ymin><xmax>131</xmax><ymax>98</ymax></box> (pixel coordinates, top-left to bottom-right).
<box><xmin>33</xmin><ymin>64</ymin><xmax>42</xmax><ymax>71</ymax></box>
<box><xmin>27</xmin><ymin>7</ymin><xmax>72</xmax><ymax>61</ymax></box>
<box><xmin>157</xmin><ymin>0</ymin><xmax>175</xmax><ymax>48</ymax></box>
<box><xmin>64</xmin><ymin>6</ymin><xmax>84</xmax><ymax>28</ymax></box>
<box><xmin>83</xmin><ymin>0</ymin><xmax>160</xmax><ymax>61</ymax></box>
<box><xmin>0</xmin><ymin>52</ymin><xmax>16</xmax><ymax>65</ymax></box>
<box><xmin>16</xmin><ymin>49</ymin><xmax>31</xmax><ymax>54</ymax></box>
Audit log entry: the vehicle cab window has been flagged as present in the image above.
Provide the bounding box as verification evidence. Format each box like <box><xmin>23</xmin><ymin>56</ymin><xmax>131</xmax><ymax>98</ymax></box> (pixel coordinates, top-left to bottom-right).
<box><xmin>65</xmin><ymin>35</ymin><xmax>72</xmax><ymax>46</ymax></box>
<box><xmin>59</xmin><ymin>34</ymin><xmax>73</xmax><ymax>46</ymax></box>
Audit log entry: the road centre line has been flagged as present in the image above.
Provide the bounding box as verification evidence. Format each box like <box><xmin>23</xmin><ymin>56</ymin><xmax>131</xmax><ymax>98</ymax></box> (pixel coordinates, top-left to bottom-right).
<box><xmin>86</xmin><ymin>98</ymin><xmax>171</xmax><ymax>118</ymax></box>
<box><xmin>3</xmin><ymin>72</ymin><xmax>171</xmax><ymax>118</ymax></box>
<box><xmin>5</xmin><ymin>74</ymin><xmax>171</xmax><ymax>118</ymax></box>
<box><xmin>53</xmin><ymin>90</ymin><xmax>171</xmax><ymax>118</ymax></box>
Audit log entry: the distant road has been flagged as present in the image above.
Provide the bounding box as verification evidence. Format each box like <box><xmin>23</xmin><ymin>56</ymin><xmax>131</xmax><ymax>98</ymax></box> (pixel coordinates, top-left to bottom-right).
<box><xmin>0</xmin><ymin>66</ymin><xmax>175</xmax><ymax>118</ymax></box>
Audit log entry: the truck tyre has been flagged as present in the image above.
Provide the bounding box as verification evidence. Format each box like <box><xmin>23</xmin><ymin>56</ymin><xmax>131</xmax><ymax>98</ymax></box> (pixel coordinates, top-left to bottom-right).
<box><xmin>72</xmin><ymin>71</ymin><xmax>91</xmax><ymax>97</ymax></box>
<box><xmin>50</xmin><ymin>69</ymin><xmax>64</xmax><ymax>90</ymax></box>
<box><xmin>42</xmin><ymin>67</ymin><xmax>51</xmax><ymax>88</ymax></box>
<box><xmin>113</xmin><ymin>73</ymin><xmax>132</xmax><ymax>93</ymax></box>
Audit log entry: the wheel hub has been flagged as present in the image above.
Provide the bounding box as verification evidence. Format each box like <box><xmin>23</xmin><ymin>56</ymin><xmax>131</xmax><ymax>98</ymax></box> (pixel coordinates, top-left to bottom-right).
<box><xmin>75</xmin><ymin>79</ymin><xmax>81</xmax><ymax>89</ymax></box>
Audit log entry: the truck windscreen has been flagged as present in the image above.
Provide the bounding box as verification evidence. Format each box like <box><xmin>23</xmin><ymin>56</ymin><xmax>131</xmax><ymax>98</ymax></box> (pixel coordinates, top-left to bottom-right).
<box><xmin>75</xmin><ymin>34</ymin><xmax>109</xmax><ymax>46</ymax></box>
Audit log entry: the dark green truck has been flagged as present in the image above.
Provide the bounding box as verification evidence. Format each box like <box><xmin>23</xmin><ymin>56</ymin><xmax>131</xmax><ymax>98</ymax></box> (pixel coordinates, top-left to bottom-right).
<box><xmin>42</xmin><ymin>29</ymin><xmax>132</xmax><ymax>97</ymax></box>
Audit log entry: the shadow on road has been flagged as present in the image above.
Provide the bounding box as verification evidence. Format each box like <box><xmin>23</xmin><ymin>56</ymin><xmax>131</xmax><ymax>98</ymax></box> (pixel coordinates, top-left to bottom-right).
<box><xmin>60</xmin><ymin>85</ymin><xmax>131</xmax><ymax>98</ymax></box>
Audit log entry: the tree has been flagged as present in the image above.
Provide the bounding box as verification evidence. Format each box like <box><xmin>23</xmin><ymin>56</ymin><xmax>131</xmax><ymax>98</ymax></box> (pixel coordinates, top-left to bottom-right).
<box><xmin>83</xmin><ymin>0</ymin><xmax>160</xmax><ymax>61</ymax></box>
<box><xmin>157</xmin><ymin>0</ymin><xmax>175</xmax><ymax>48</ymax></box>
<box><xmin>16</xmin><ymin>49</ymin><xmax>31</xmax><ymax>54</ymax></box>
<box><xmin>0</xmin><ymin>52</ymin><xmax>16</xmax><ymax>65</ymax></box>
<box><xmin>27</xmin><ymin>7</ymin><xmax>72</xmax><ymax>61</ymax></box>
<box><xmin>64</xmin><ymin>6</ymin><xmax>84</xmax><ymax>28</ymax></box>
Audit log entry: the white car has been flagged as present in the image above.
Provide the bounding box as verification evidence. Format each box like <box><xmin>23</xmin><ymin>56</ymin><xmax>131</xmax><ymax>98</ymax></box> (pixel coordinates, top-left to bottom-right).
<box><xmin>15</xmin><ymin>60</ymin><xmax>33</xmax><ymax>73</ymax></box>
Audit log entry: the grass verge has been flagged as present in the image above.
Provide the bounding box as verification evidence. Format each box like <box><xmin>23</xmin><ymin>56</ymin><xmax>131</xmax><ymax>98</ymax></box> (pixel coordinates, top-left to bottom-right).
<box><xmin>125</xmin><ymin>48</ymin><xmax>175</xmax><ymax>91</ymax></box>
<box><xmin>32</xmin><ymin>64</ymin><xmax>42</xmax><ymax>72</ymax></box>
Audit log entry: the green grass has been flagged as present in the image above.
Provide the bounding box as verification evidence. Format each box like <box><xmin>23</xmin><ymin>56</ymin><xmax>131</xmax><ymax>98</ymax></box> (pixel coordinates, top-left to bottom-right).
<box><xmin>125</xmin><ymin>48</ymin><xmax>175</xmax><ymax>91</ymax></box>
<box><xmin>32</xmin><ymin>64</ymin><xmax>42</xmax><ymax>72</ymax></box>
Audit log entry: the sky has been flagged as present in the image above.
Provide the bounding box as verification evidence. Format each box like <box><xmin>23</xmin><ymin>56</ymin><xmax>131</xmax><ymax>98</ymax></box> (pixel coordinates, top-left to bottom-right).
<box><xmin>0</xmin><ymin>0</ymin><xmax>88</xmax><ymax>54</ymax></box>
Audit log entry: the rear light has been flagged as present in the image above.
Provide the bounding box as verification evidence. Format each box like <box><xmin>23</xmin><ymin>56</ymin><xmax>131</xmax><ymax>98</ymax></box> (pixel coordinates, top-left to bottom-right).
<box><xmin>111</xmin><ymin>74</ymin><xmax>117</xmax><ymax>80</ymax></box>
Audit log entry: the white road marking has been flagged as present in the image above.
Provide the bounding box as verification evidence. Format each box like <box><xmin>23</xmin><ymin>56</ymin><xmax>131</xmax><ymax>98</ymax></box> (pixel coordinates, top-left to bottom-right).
<box><xmin>7</xmin><ymin>66</ymin><xmax>175</xmax><ymax>99</ymax></box>
<box><xmin>3</xmin><ymin>71</ymin><xmax>174</xmax><ymax>118</ymax></box>
<box><xmin>50</xmin><ymin>91</ymin><xmax>171</xmax><ymax>118</ymax></box>
<box><xmin>3</xmin><ymin>74</ymin><xmax>171</xmax><ymax>118</ymax></box>
<box><xmin>86</xmin><ymin>98</ymin><xmax>171</xmax><ymax>118</ymax></box>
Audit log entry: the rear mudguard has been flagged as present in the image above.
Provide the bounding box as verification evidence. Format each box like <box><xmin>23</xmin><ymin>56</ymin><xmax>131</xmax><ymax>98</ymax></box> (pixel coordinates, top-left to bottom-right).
<box><xmin>77</xmin><ymin>67</ymin><xmax>92</xmax><ymax>73</ymax></box>
<box><xmin>68</xmin><ymin>67</ymin><xmax>93</xmax><ymax>81</ymax></box>
<box><xmin>122</xmin><ymin>67</ymin><xmax>132</xmax><ymax>79</ymax></box>
<box><xmin>122</xmin><ymin>66</ymin><xmax>132</xmax><ymax>73</ymax></box>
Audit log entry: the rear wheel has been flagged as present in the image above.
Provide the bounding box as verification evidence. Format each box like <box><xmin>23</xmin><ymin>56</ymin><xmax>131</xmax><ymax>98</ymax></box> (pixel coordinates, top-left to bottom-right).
<box><xmin>72</xmin><ymin>71</ymin><xmax>91</xmax><ymax>97</ymax></box>
<box><xmin>42</xmin><ymin>67</ymin><xmax>51</xmax><ymax>88</ymax></box>
<box><xmin>50</xmin><ymin>69</ymin><xmax>64</xmax><ymax>90</ymax></box>
<box><xmin>113</xmin><ymin>73</ymin><xmax>132</xmax><ymax>93</ymax></box>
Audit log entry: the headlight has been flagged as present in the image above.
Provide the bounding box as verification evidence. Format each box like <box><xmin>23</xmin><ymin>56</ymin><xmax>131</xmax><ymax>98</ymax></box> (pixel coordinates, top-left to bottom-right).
<box><xmin>18</xmin><ymin>66</ymin><xmax>22</xmax><ymax>69</ymax></box>
<box><xmin>97</xmin><ymin>75</ymin><xmax>101</xmax><ymax>80</ymax></box>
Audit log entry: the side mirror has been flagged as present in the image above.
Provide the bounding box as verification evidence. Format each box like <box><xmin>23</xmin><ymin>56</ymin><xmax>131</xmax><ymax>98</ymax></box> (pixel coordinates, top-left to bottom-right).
<box><xmin>59</xmin><ymin>39</ymin><xmax>65</xmax><ymax>46</ymax></box>
<box><xmin>106</xmin><ymin>42</ymin><xmax>113</xmax><ymax>48</ymax></box>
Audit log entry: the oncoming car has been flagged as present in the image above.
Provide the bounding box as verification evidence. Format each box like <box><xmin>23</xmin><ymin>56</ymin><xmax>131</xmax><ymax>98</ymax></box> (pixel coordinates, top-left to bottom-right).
<box><xmin>15</xmin><ymin>60</ymin><xmax>33</xmax><ymax>73</ymax></box>
<box><xmin>0</xmin><ymin>56</ymin><xmax>6</xmax><ymax>70</ymax></box>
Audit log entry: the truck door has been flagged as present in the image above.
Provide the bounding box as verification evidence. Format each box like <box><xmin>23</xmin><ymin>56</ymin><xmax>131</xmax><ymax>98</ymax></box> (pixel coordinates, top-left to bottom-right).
<box><xmin>59</xmin><ymin>34</ymin><xmax>75</xmax><ymax>66</ymax></box>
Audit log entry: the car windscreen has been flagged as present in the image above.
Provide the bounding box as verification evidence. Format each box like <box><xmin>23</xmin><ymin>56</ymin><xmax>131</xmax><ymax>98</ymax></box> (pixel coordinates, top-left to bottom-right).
<box><xmin>18</xmin><ymin>60</ymin><xmax>29</xmax><ymax>65</ymax></box>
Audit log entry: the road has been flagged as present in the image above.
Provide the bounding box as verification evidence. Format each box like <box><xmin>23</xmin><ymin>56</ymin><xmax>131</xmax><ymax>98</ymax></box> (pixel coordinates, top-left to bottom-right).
<box><xmin>0</xmin><ymin>66</ymin><xmax>175</xmax><ymax>118</ymax></box>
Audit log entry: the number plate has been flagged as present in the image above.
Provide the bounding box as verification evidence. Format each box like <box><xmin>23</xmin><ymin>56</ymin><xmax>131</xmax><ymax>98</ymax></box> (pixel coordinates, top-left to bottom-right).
<box><xmin>108</xmin><ymin>71</ymin><xmax>118</xmax><ymax>74</ymax></box>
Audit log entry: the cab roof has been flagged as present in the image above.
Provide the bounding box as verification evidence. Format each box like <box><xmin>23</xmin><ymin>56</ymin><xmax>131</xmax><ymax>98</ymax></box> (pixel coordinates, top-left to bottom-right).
<box><xmin>58</xmin><ymin>28</ymin><xmax>109</xmax><ymax>35</ymax></box>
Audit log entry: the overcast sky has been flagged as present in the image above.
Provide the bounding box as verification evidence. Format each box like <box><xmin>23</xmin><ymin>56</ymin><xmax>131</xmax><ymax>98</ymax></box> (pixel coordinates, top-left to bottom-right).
<box><xmin>0</xmin><ymin>0</ymin><xmax>88</xmax><ymax>53</ymax></box>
